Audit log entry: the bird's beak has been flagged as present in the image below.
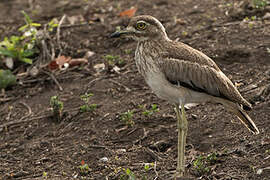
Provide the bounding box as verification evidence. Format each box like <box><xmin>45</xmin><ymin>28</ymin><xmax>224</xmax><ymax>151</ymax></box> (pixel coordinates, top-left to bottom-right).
<box><xmin>110</xmin><ymin>30</ymin><xmax>129</xmax><ymax>38</ymax></box>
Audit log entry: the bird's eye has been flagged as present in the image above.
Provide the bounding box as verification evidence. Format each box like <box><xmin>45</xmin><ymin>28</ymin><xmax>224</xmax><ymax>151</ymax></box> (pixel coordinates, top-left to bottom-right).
<box><xmin>136</xmin><ymin>21</ymin><xmax>146</xmax><ymax>30</ymax></box>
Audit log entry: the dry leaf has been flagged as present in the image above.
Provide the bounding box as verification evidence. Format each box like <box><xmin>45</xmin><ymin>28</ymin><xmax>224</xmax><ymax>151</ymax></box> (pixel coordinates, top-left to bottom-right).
<box><xmin>119</xmin><ymin>7</ymin><xmax>137</xmax><ymax>18</ymax></box>
<box><xmin>48</xmin><ymin>56</ymin><xmax>71</xmax><ymax>70</ymax></box>
<box><xmin>115</xmin><ymin>126</ymin><xmax>128</xmax><ymax>133</ymax></box>
<box><xmin>48</xmin><ymin>60</ymin><xmax>58</xmax><ymax>70</ymax></box>
<box><xmin>68</xmin><ymin>58</ymin><xmax>88</xmax><ymax>67</ymax></box>
<box><xmin>48</xmin><ymin>56</ymin><xmax>88</xmax><ymax>71</ymax></box>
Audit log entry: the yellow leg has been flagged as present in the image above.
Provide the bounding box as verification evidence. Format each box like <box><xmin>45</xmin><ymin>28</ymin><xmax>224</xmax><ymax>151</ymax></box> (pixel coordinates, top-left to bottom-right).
<box><xmin>174</xmin><ymin>104</ymin><xmax>188</xmax><ymax>178</ymax></box>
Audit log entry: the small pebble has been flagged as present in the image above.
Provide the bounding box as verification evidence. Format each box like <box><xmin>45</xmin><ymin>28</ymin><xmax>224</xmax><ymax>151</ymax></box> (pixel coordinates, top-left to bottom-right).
<box><xmin>99</xmin><ymin>157</ymin><xmax>109</xmax><ymax>163</ymax></box>
<box><xmin>191</xmin><ymin>114</ymin><xmax>198</xmax><ymax>119</ymax></box>
<box><xmin>263</xmin><ymin>12</ymin><xmax>270</xmax><ymax>20</ymax></box>
<box><xmin>116</xmin><ymin>149</ymin><xmax>126</xmax><ymax>153</ymax></box>
<box><xmin>94</xmin><ymin>63</ymin><xmax>105</xmax><ymax>73</ymax></box>
<box><xmin>257</xmin><ymin>168</ymin><xmax>263</xmax><ymax>175</ymax></box>
<box><xmin>84</xmin><ymin>51</ymin><xmax>95</xmax><ymax>58</ymax></box>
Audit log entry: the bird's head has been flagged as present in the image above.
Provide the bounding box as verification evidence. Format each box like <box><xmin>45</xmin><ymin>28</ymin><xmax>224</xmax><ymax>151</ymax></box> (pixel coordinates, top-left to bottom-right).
<box><xmin>110</xmin><ymin>15</ymin><xmax>168</xmax><ymax>41</ymax></box>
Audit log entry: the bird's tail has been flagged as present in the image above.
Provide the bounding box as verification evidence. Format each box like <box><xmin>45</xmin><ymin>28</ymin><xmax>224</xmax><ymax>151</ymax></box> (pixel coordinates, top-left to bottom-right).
<box><xmin>232</xmin><ymin>107</ymin><xmax>259</xmax><ymax>134</ymax></box>
<box><xmin>221</xmin><ymin>100</ymin><xmax>259</xmax><ymax>134</ymax></box>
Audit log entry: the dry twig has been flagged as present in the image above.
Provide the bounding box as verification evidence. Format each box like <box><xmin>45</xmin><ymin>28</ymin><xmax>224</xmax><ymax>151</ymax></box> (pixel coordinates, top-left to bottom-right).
<box><xmin>0</xmin><ymin>97</ymin><xmax>14</xmax><ymax>103</ymax></box>
<box><xmin>18</xmin><ymin>102</ymin><xmax>32</xmax><ymax>121</ymax></box>
<box><xmin>109</xmin><ymin>79</ymin><xmax>131</xmax><ymax>92</ymax></box>
<box><xmin>61</xmin><ymin>22</ymin><xmax>89</xmax><ymax>28</ymax></box>
<box><xmin>133</xmin><ymin>128</ymin><xmax>148</xmax><ymax>144</ymax></box>
<box><xmin>57</xmin><ymin>14</ymin><xmax>66</xmax><ymax>55</ymax></box>
<box><xmin>42</xmin><ymin>70</ymin><xmax>63</xmax><ymax>91</ymax></box>
<box><xmin>0</xmin><ymin>114</ymin><xmax>51</xmax><ymax>132</ymax></box>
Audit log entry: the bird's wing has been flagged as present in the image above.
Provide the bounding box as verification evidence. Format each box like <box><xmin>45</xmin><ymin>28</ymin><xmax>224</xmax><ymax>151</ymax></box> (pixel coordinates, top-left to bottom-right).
<box><xmin>160</xmin><ymin>57</ymin><xmax>251</xmax><ymax>110</ymax></box>
<box><xmin>163</xmin><ymin>41</ymin><xmax>221</xmax><ymax>71</ymax></box>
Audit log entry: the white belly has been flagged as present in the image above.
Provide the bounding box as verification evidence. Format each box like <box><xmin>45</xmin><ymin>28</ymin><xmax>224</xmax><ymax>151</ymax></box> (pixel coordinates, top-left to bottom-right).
<box><xmin>144</xmin><ymin>71</ymin><xmax>212</xmax><ymax>105</ymax></box>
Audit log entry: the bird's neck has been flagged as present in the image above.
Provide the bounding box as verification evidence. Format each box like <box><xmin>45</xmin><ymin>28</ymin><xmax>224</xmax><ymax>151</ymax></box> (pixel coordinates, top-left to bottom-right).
<box><xmin>135</xmin><ymin>40</ymin><xmax>165</xmax><ymax>76</ymax></box>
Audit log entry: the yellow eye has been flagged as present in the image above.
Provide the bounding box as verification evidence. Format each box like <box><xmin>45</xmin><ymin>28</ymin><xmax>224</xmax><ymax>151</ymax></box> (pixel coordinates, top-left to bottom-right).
<box><xmin>136</xmin><ymin>22</ymin><xmax>146</xmax><ymax>30</ymax></box>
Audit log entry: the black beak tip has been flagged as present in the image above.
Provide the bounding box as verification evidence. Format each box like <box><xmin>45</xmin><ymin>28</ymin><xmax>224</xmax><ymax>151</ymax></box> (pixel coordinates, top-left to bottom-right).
<box><xmin>110</xmin><ymin>31</ymin><xmax>121</xmax><ymax>38</ymax></box>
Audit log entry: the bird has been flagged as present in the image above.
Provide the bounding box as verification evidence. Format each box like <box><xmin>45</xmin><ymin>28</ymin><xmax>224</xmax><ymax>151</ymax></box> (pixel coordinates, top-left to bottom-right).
<box><xmin>110</xmin><ymin>15</ymin><xmax>259</xmax><ymax>178</ymax></box>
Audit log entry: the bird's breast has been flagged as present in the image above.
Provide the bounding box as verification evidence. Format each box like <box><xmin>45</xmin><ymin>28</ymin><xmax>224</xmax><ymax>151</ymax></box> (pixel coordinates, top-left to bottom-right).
<box><xmin>135</xmin><ymin>42</ymin><xmax>160</xmax><ymax>76</ymax></box>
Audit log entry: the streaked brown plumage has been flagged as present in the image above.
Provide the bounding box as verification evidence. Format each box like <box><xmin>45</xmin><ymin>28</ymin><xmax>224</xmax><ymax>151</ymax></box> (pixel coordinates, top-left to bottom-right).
<box><xmin>111</xmin><ymin>15</ymin><xmax>259</xmax><ymax>177</ymax></box>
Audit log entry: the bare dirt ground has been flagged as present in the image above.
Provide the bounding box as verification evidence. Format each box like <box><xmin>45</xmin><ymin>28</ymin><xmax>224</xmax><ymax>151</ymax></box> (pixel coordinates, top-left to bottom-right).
<box><xmin>0</xmin><ymin>0</ymin><xmax>270</xmax><ymax>179</ymax></box>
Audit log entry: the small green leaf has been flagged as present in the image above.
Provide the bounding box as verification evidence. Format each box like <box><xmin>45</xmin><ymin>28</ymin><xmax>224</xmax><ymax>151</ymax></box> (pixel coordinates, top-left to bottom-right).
<box><xmin>18</xmin><ymin>24</ymin><xmax>29</xmax><ymax>32</ymax></box>
<box><xmin>0</xmin><ymin>48</ymin><xmax>16</xmax><ymax>58</ymax></box>
<box><xmin>126</xmin><ymin>168</ymin><xmax>131</xmax><ymax>175</ymax></box>
<box><xmin>0</xmin><ymin>37</ymin><xmax>12</xmax><ymax>48</ymax></box>
<box><xmin>52</xmin><ymin>23</ymin><xmax>58</xmax><ymax>27</ymax></box>
<box><xmin>48</xmin><ymin>19</ymin><xmax>59</xmax><ymax>27</ymax></box>
<box><xmin>10</xmin><ymin>35</ymin><xmax>20</xmax><ymax>42</ymax></box>
<box><xmin>21</xmin><ymin>11</ymin><xmax>32</xmax><ymax>24</ymax></box>
<box><xmin>20</xmin><ymin>57</ymin><xmax>33</xmax><ymax>64</ymax></box>
<box><xmin>31</xmin><ymin>23</ymin><xmax>41</xmax><ymax>27</ymax></box>
<box><xmin>22</xmin><ymin>49</ymin><xmax>35</xmax><ymax>57</ymax></box>
<box><xmin>144</xmin><ymin>164</ymin><xmax>150</xmax><ymax>171</ymax></box>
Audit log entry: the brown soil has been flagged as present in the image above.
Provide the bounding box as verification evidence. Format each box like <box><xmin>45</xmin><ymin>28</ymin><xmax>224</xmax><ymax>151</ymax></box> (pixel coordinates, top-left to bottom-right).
<box><xmin>0</xmin><ymin>0</ymin><xmax>270</xmax><ymax>179</ymax></box>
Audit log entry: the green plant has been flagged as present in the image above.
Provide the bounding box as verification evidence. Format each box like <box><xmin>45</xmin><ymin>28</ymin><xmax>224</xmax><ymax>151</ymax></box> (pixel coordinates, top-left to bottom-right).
<box><xmin>144</xmin><ymin>162</ymin><xmax>154</xmax><ymax>172</ymax></box>
<box><xmin>80</xmin><ymin>93</ymin><xmax>97</xmax><ymax>112</ymax></box>
<box><xmin>19</xmin><ymin>11</ymin><xmax>41</xmax><ymax>32</ymax></box>
<box><xmin>243</xmin><ymin>16</ymin><xmax>258</xmax><ymax>29</ymax></box>
<box><xmin>42</xmin><ymin>171</ymin><xmax>48</xmax><ymax>179</ymax></box>
<box><xmin>141</xmin><ymin>104</ymin><xmax>159</xmax><ymax>117</ymax></box>
<box><xmin>79</xmin><ymin>160</ymin><xmax>90</xmax><ymax>175</ymax></box>
<box><xmin>206</xmin><ymin>152</ymin><xmax>217</xmax><ymax>164</ymax></box>
<box><xmin>119</xmin><ymin>163</ymin><xmax>156</xmax><ymax>180</ymax></box>
<box><xmin>121</xmin><ymin>110</ymin><xmax>134</xmax><ymax>127</ymax></box>
<box><xmin>144</xmin><ymin>163</ymin><xmax>150</xmax><ymax>171</ymax></box>
<box><xmin>193</xmin><ymin>155</ymin><xmax>210</xmax><ymax>175</ymax></box>
<box><xmin>0</xmin><ymin>36</ymin><xmax>37</xmax><ymax>64</ymax></box>
<box><xmin>252</xmin><ymin>0</ymin><xmax>268</xmax><ymax>9</ymax></box>
<box><xmin>80</xmin><ymin>104</ymin><xmax>97</xmax><ymax>112</ymax></box>
<box><xmin>142</xmin><ymin>163</ymin><xmax>156</xmax><ymax>180</ymax></box>
<box><xmin>124</xmin><ymin>49</ymin><xmax>133</xmax><ymax>55</ymax></box>
<box><xmin>181</xmin><ymin>31</ymin><xmax>188</xmax><ymax>36</ymax></box>
<box><xmin>251</xmin><ymin>16</ymin><xmax>257</xmax><ymax>21</ymax></box>
<box><xmin>0</xmin><ymin>69</ymin><xmax>16</xmax><ymax>89</ymax></box>
<box><xmin>193</xmin><ymin>152</ymin><xmax>219</xmax><ymax>176</ymax></box>
<box><xmin>47</xmin><ymin>19</ymin><xmax>58</xmax><ymax>32</ymax></box>
<box><xmin>120</xmin><ymin>168</ymin><xmax>136</xmax><ymax>180</ymax></box>
<box><xmin>50</xmin><ymin>96</ymin><xmax>64</xmax><ymax>121</ymax></box>
<box><xmin>104</xmin><ymin>54</ymin><xmax>124</xmax><ymax>66</ymax></box>
<box><xmin>0</xmin><ymin>11</ymin><xmax>41</xmax><ymax>64</ymax></box>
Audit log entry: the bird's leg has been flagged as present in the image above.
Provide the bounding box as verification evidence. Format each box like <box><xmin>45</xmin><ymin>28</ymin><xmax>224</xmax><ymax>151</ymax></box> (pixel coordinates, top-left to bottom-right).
<box><xmin>180</xmin><ymin>104</ymin><xmax>188</xmax><ymax>174</ymax></box>
<box><xmin>174</xmin><ymin>104</ymin><xmax>183</xmax><ymax>177</ymax></box>
<box><xmin>174</xmin><ymin>104</ymin><xmax>188</xmax><ymax>178</ymax></box>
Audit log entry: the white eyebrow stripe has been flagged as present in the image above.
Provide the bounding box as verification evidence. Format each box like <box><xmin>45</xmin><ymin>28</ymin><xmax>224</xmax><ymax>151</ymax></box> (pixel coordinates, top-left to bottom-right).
<box><xmin>137</xmin><ymin>20</ymin><xmax>150</xmax><ymax>26</ymax></box>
